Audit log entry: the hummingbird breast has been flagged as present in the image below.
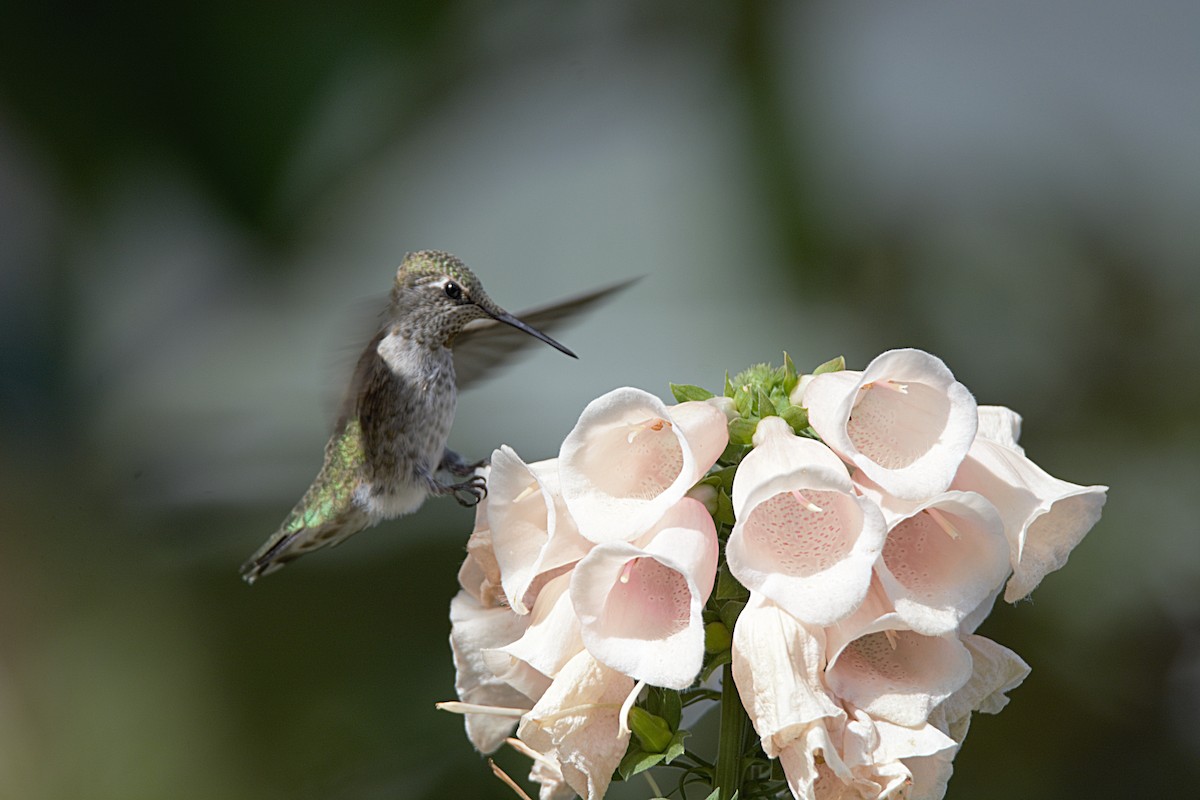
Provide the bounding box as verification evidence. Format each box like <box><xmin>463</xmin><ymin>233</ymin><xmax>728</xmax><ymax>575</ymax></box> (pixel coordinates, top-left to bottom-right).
<box><xmin>357</xmin><ymin>331</ymin><xmax>457</xmax><ymax>518</ymax></box>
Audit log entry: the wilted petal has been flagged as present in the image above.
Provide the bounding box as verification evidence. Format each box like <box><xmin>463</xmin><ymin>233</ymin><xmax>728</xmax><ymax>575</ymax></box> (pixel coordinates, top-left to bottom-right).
<box><xmin>570</xmin><ymin>498</ymin><xmax>718</xmax><ymax>689</ymax></box>
<box><xmin>731</xmin><ymin>594</ymin><xmax>844</xmax><ymax>758</ymax></box>
<box><xmin>559</xmin><ymin>388</ymin><xmax>727</xmax><ymax>543</ymax></box>
<box><xmin>826</xmin><ymin>628</ymin><xmax>973</xmax><ymax>728</ymax></box>
<box><xmin>728</xmin><ymin>417</ymin><xmax>887</xmax><ymax>626</ymax></box>
<box><xmin>484</xmin><ymin>573</ymin><xmax>582</xmax><ymax>700</ymax></box>
<box><xmin>954</xmin><ymin>437</ymin><xmax>1107</xmax><ymax>602</ymax></box>
<box><xmin>875</xmin><ymin>491</ymin><xmax>1010</xmax><ymax>635</ymax></box>
<box><xmin>778</xmin><ymin>723</ymin><xmax>859</xmax><ymax>800</ymax></box>
<box><xmin>517</xmin><ymin>650</ymin><xmax>635</xmax><ymax>800</ymax></box>
<box><xmin>930</xmin><ymin>634</ymin><xmax>1030</xmax><ymax>742</ymax></box>
<box><xmin>488</xmin><ymin>447</ymin><xmax>591</xmax><ymax>614</ymax></box>
<box><xmin>805</xmin><ymin>349</ymin><xmax>978</xmax><ymax>501</ymax></box>
<box><xmin>448</xmin><ymin>590</ymin><xmax>535</xmax><ymax>753</ymax></box>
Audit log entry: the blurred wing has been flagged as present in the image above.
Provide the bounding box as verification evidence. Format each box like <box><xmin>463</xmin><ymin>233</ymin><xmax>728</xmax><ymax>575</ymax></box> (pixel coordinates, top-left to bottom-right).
<box><xmin>454</xmin><ymin>277</ymin><xmax>641</xmax><ymax>390</ymax></box>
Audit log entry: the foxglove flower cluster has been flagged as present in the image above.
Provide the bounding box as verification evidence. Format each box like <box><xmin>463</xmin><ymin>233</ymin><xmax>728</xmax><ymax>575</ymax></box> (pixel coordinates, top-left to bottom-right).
<box><xmin>443</xmin><ymin>349</ymin><xmax>1107</xmax><ymax>800</ymax></box>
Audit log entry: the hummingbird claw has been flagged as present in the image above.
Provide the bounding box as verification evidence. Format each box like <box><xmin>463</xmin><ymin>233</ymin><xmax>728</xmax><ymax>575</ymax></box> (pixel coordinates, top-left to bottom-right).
<box><xmin>450</xmin><ymin>474</ymin><xmax>488</xmax><ymax>507</ymax></box>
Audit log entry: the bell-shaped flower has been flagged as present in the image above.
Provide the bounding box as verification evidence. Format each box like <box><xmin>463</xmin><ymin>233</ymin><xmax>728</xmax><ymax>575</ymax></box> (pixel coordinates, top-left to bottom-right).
<box><xmin>569</xmin><ymin>498</ymin><xmax>718</xmax><ymax>689</ymax></box>
<box><xmin>558</xmin><ymin>388</ymin><xmax>727</xmax><ymax>544</ymax></box>
<box><xmin>484</xmin><ymin>573</ymin><xmax>583</xmax><ymax>701</ymax></box>
<box><xmin>953</xmin><ymin>437</ymin><xmax>1107</xmax><ymax>602</ymax></box>
<box><xmin>874</xmin><ymin>491</ymin><xmax>1011</xmax><ymax>635</ymax></box>
<box><xmin>825</xmin><ymin>603</ymin><xmax>974</xmax><ymax>728</ymax></box>
<box><xmin>448</xmin><ymin>590</ymin><xmax>536</xmax><ymax>753</ymax></box>
<box><xmin>804</xmin><ymin>348</ymin><xmax>978</xmax><ymax>501</ymax></box>
<box><xmin>487</xmin><ymin>446</ymin><xmax>591</xmax><ymax>614</ymax></box>
<box><xmin>727</xmin><ymin>416</ymin><xmax>887</xmax><ymax>626</ymax></box>
<box><xmin>730</xmin><ymin>594</ymin><xmax>844</xmax><ymax>758</ymax></box>
<box><xmin>517</xmin><ymin>650</ymin><xmax>636</xmax><ymax>800</ymax></box>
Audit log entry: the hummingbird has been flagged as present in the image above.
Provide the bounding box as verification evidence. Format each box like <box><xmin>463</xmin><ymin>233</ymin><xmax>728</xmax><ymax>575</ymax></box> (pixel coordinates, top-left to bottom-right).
<box><xmin>241</xmin><ymin>250</ymin><xmax>631</xmax><ymax>584</ymax></box>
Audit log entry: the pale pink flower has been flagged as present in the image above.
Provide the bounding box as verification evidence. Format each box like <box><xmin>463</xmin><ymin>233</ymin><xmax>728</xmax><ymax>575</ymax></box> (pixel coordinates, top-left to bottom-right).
<box><xmin>448</xmin><ymin>590</ymin><xmax>535</xmax><ymax>753</ymax></box>
<box><xmin>871</xmin><ymin>490</ymin><xmax>1011</xmax><ymax>636</ymax></box>
<box><xmin>569</xmin><ymin>498</ymin><xmax>718</xmax><ymax>689</ymax></box>
<box><xmin>824</xmin><ymin>604</ymin><xmax>973</xmax><ymax>729</ymax></box>
<box><xmin>517</xmin><ymin>650</ymin><xmax>637</xmax><ymax>800</ymax></box>
<box><xmin>953</xmin><ymin>436</ymin><xmax>1107</xmax><ymax>602</ymax></box>
<box><xmin>804</xmin><ymin>349</ymin><xmax>978</xmax><ymax>501</ymax></box>
<box><xmin>558</xmin><ymin>388</ymin><xmax>728</xmax><ymax>544</ymax></box>
<box><xmin>727</xmin><ymin>416</ymin><xmax>887</xmax><ymax>626</ymax></box>
<box><xmin>487</xmin><ymin>446</ymin><xmax>591</xmax><ymax>614</ymax></box>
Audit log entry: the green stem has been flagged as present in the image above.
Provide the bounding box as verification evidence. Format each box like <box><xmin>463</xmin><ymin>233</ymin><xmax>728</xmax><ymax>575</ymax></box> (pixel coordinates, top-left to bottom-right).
<box><xmin>714</xmin><ymin>662</ymin><xmax>748</xmax><ymax>799</ymax></box>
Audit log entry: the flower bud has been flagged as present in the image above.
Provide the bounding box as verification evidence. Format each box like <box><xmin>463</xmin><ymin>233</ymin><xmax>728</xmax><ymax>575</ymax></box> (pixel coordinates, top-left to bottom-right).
<box><xmin>627</xmin><ymin>706</ymin><xmax>674</xmax><ymax>753</ymax></box>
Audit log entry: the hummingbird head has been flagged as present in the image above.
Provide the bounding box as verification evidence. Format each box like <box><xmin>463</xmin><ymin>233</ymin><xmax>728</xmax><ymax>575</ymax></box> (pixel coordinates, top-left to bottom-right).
<box><xmin>392</xmin><ymin>250</ymin><xmax>576</xmax><ymax>356</ymax></box>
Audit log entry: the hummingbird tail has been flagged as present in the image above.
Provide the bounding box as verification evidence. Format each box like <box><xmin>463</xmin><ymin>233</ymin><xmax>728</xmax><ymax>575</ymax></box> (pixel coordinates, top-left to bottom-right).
<box><xmin>240</xmin><ymin>510</ymin><xmax>371</xmax><ymax>585</ymax></box>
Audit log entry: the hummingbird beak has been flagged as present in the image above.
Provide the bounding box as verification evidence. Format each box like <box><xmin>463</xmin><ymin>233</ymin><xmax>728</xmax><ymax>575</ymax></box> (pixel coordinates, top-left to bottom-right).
<box><xmin>486</xmin><ymin>308</ymin><xmax>578</xmax><ymax>358</ymax></box>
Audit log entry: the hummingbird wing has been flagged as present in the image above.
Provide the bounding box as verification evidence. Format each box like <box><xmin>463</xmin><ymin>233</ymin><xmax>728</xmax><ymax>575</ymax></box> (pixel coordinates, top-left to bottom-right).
<box><xmin>240</xmin><ymin>419</ymin><xmax>372</xmax><ymax>584</ymax></box>
<box><xmin>452</xmin><ymin>277</ymin><xmax>640</xmax><ymax>390</ymax></box>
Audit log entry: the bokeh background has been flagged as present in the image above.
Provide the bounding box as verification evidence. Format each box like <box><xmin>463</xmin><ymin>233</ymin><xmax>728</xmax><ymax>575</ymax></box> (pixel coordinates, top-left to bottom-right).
<box><xmin>2</xmin><ymin>2</ymin><xmax>1198</xmax><ymax>798</ymax></box>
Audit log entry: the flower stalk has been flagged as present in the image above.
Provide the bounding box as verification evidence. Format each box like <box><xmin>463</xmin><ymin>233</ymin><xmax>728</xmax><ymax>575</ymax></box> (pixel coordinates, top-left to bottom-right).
<box><xmin>715</xmin><ymin>662</ymin><xmax>749</xmax><ymax>800</ymax></box>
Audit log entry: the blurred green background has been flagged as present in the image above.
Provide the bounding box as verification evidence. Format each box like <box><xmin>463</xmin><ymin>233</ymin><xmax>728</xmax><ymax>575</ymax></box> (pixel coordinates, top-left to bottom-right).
<box><xmin>2</xmin><ymin>2</ymin><xmax>1197</xmax><ymax>798</ymax></box>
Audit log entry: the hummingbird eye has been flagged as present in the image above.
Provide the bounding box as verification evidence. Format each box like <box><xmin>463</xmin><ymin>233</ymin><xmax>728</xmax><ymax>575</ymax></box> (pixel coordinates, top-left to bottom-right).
<box><xmin>443</xmin><ymin>281</ymin><xmax>463</xmax><ymax>301</ymax></box>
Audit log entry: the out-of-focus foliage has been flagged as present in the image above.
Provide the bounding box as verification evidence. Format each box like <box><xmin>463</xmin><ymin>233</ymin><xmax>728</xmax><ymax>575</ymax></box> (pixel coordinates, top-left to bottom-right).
<box><xmin>1</xmin><ymin>2</ymin><xmax>1197</xmax><ymax>798</ymax></box>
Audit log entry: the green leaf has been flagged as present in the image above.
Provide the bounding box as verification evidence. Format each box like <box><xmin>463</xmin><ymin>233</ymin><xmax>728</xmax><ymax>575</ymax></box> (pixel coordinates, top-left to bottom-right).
<box><xmin>724</xmin><ymin>371</ymin><xmax>736</xmax><ymax>398</ymax></box>
<box><xmin>714</xmin><ymin>489</ymin><xmax>735</xmax><ymax>527</ymax></box>
<box><xmin>783</xmin><ymin>351</ymin><xmax>799</xmax><ymax>393</ymax></box>
<box><xmin>662</xmin><ymin>690</ymin><xmax>683</xmax><ymax>731</ymax></box>
<box><xmin>756</xmin><ymin>389</ymin><xmax>776</xmax><ymax>418</ymax></box>
<box><xmin>670</xmin><ymin>382</ymin><xmax>715</xmax><ymax>403</ymax></box>
<box><xmin>728</xmin><ymin>417</ymin><xmax>757</xmax><ymax>446</ymax></box>
<box><xmin>715</xmin><ymin>563</ymin><xmax>749</xmax><ymax>601</ymax></box>
<box><xmin>718</xmin><ymin>599</ymin><xmax>746</xmax><ymax>631</ymax></box>
<box><xmin>813</xmin><ymin>355</ymin><xmax>846</xmax><ymax>375</ymax></box>
<box><xmin>733</xmin><ymin>383</ymin><xmax>755</xmax><ymax>417</ymax></box>
<box><xmin>617</xmin><ymin>747</ymin><xmax>665</xmax><ymax>779</ymax></box>
<box><xmin>662</xmin><ymin>729</ymin><xmax>690</xmax><ymax>764</ymax></box>
<box><xmin>709</xmin><ymin>465</ymin><xmax>738</xmax><ymax>492</ymax></box>
<box><xmin>781</xmin><ymin>404</ymin><xmax>809</xmax><ymax>434</ymax></box>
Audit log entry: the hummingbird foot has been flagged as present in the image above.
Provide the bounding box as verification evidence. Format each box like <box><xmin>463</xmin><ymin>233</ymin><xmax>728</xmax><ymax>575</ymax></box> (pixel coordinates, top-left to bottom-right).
<box><xmin>424</xmin><ymin>470</ymin><xmax>488</xmax><ymax>507</ymax></box>
<box><xmin>439</xmin><ymin>448</ymin><xmax>490</xmax><ymax>477</ymax></box>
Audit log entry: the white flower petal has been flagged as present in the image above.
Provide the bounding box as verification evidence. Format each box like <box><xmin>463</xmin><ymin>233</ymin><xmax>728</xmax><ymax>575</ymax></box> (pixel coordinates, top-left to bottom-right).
<box><xmin>827</xmin><ymin>629</ymin><xmax>973</xmax><ymax>728</ymax></box>
<box><xmin>931</xmin><ymin>634</ymin><xmax>1030</xmax><ymax>742</ymax></box>
<box><xmin>569</xmin><ymin>498</ymin><xmax>717</xmax><ymax>689</ymax></box>
<box><xmin>976</xmin><ymin>405</ymin><xmax>1023</xmax><ymax>452</ymax></box>
<box><xmin>559</xmin><ymin>388</ymin><xmax>727</xmax><ymax>544</ymax></box>
<box><xmin>954</xmin><ymin>437</ymin><xmax>1107</xmax><ymax>602</ymax></box>
<box><xmin>485</xmin><ymin>573</ymin><xmax>582</xmax><ymax>700</ymax></box>
<box><xmin>731</xmin><ymin>594</ymin><xmax>844</xmax><ymax>758</ymax></box>
<box><xmin>875</xmin><ymin>491</ymin><xmax>1011</xmax><ymax>635</ymax></box>
<box><xmin>517</xmin><ymin>651</ymin><xmax>635</xmax><ymax>800</ymax></box>
<box><xmin>728</xmin><ymin>417</ymin><xmax>887</xmax><ymax>626</ymax></box>
<box><xmin>449</xmin><ymin>591</ymin><xmax>535</xmax><ymax>753</ymax></box>
<box><xmin>488</xmin><ymin>447</ymin><xmax>590</xmax><ymax>614</ymax></box>
<box><xmin>805</xmin><ymin>349</ymin><xmax>978</xmax><ymax>500</ymax></box>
